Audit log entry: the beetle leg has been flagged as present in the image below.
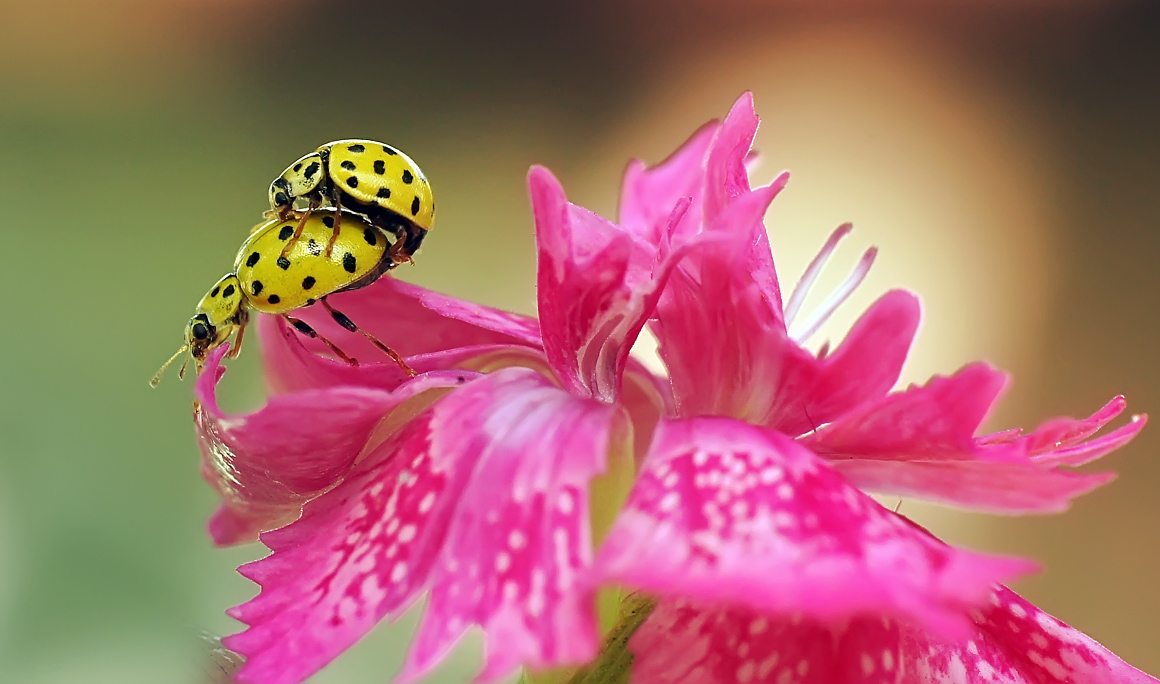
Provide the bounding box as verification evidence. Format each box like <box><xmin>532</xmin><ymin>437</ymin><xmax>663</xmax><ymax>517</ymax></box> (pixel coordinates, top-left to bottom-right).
<box><xmin>324</xmin><ymin>193</ymin><xmax>343</xmax><ymax>258</ymax></box>
<box><xmin>279</xmin><ymin>198</ymin><xmax>321</xmax><ymax>260</ymax></box>
<box><xmin>321</xmin><ymin>297</ymin><xmax>416</xmax><ymax>377</ymax></box>
<box><xmin>282</xmin><ymin>314</ymin><xmax>359</xmax><ymax>366</ymax></box>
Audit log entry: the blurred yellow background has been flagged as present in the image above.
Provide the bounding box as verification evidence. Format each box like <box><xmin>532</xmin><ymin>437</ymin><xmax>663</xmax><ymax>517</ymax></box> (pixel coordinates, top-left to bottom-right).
<box><xmin>0</xmin><ymin>1</ymin><xmax>1157</xmax><ymax>681</ymax></box>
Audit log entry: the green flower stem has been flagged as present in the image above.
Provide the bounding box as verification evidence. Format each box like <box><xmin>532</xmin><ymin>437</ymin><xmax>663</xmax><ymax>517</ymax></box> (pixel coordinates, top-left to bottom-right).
<box><xmin>564</xmin><ymin>594</ymin><xmax>657</xmax><ymax>684</ymax></box>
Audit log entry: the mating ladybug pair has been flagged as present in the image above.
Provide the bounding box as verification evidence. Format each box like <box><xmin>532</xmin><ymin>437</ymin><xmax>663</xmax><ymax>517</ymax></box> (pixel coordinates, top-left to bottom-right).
<box><xmin>152</xmin><ymin>140</ymin><xmax>434</xmax><ymax>387</ymax></box>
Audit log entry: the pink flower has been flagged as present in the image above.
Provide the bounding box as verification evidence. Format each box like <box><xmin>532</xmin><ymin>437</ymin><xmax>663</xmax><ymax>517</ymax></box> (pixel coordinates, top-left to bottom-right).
<box><xmin>196</xmin><ymin>93</ymin><xmax>1151</xmax><ymax>684</ymax></box>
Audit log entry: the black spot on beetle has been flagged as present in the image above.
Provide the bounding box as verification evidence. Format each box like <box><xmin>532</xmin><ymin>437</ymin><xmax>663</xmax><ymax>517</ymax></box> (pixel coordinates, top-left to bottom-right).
<box><xmin>347</xmin><ymin>144</ymin><xmax>365</xmax><ymax>153</ymax></box>
<box><xmin>304</xmin><ymin>161</ymin><xmax>320</xmax><ymax>177</ymax></box>
<box><xmin>302</xmin><ymin>276</ymin><xmax>316</xmax><ymax>290</ymax></box>
<box><xmin>210</xmin><ymin>286</ymin><xmax>220</xmax><ymax>297</ymax></box>
<box><xmin>401</xmin><ymin>169</ymin><xmax>413</xmax><ymax>184</ymax></box>
<box><xmin>278</xmin><ymin>225</ymin><xmax>294</xmax><ymax>240</ymax></box>
<box><xmin>381</xmin><ymin>145</ymin><xmax>397</xmax><ymax>155</ymax></box>
<box><xmin>376</xmin><ymin>187</ymin><xmax>391</xmax><ymax>199</ymax></box>
<box><xmin>346</xmin><ymin>177</ymin><xmax>359</xmax><ymax>189</ymax></box>
<box><xmin>343</xmin><ymin>252</ymin><xmax>357</xmax><ymax>273</ymax></box>
<box><xmin>222</xmin><ymin>284</ymin><xmax>235</xmax><ymax>298</ymax></box>
<box><xmin>293</xmin><ymin>162</ymin><xmax>302</xmax><ymax>172</ymax></box>
<box><xmin>363</xmin><ymin>228</ymin><xmax>377</xmax><ymax>245</ymax></box>
<box><xmin>307</xmin><ymin>239</ymin><xmax>321</xmax><ymax>256</ymax></box>
<box><xmin>322</xmin><ymin>216</ymin><xmax>334</xmax><ymax>228</ymax></box>
<box><xmin>277</xmin><ymin>256</ymin><xmax>291</xmax><ymax>270</ymax></box>
<box><xmin>268</xmin><ymin>294</ymin><xmax>281</xmax><ymax>304</ymax></box>
<box><xmin>340</xmin><ymin>160</ymin><xmax>356</xmax><ymax>171</ymax></box>
<box><xmin>192</xmin><ymin>323</ymin><xmax>209</xmax><ymax>340</ymax></box>
<box><xmin>246</xmin><ymin>251</ymin><xmax>260</xmax><ymax>267</ymax></box>
<box><xmin>374</xmin><ymin>160</ymin><xmax>386</xmax><ymax>174</ymax></box>
<box><xmin>411</xmin><ymin>196</ymin><xmax>420</xmax><ymax>215</ymax></box>
<box><xmin>251</xmin><ymin>281</ymin><xmax>263</xmax><ymax>295</ymax></box>
<box><xmin>305</xmin><ymin>298</ymin><xmax>316</xmax><ymax>306</ymax></box>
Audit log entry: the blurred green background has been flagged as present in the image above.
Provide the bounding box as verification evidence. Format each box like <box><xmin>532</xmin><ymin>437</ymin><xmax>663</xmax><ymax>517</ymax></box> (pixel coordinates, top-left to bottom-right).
<box><xmin>1</xmin><ymin>1</ymin><xmax>1158</xmax><ymax>681</ymax></box>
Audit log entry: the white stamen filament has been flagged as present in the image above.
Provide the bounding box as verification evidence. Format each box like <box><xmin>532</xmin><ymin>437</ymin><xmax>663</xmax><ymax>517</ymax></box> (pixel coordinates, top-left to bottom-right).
<box><xmin>784</xmin><ymin>222</ymin><xmax>854</xmax><ymax>326</ymax></box>
<box><xmin>789</xmin><ymin>245</ymin><xmax>878</xmax><ymax>344</ymax></box>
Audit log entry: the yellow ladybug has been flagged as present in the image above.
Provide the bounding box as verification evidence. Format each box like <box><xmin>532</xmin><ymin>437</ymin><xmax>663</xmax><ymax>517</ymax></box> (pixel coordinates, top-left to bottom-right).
<box><xmin>151</xmin><ymin>209</ymin><xmax>414</xmax><ymax>387</ymax></box>
<box><xmin>268</xmin><ymin>139</ymin><xmax>434</xmax><ymax>262</ymax></box>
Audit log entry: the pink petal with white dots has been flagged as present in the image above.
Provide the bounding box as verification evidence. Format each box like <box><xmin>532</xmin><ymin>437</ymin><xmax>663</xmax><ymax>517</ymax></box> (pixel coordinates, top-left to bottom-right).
<box><xmin>398</xmin><ymin>368</ymin><xmax>624</xmax><ymax>683</ymax></box>
<box><xmin>630</xmin><ymin>588</ymin><xmax>1159</xmax><ymax>684</ymax></box>
<box><xmin>224</xmin><ymin>405</ymin><xmax>452</xmax><ymax>684</ymax></box>
<box><xmin>804</xmin><ymin>365</ymin><xmax>1141</xmax><ymax>512</ymax></box>
<box><xmin>224</xmin><ymin>368</ymin><xmax>623</xmax><ymax>684</ymax></box>
<box><xmin>258</xmin><ymin>276</ymin><xmax>540</xmax><ymax>394</ymax></box>
<box><xmin>594</xmin><ymin>418</ymin><xmax>1034</xmax><ymax>639</ymax></box>
<box><xmin>193</xmin><ymin>344</ymin><xmax>473</xmax><ymax>546</ymax></box>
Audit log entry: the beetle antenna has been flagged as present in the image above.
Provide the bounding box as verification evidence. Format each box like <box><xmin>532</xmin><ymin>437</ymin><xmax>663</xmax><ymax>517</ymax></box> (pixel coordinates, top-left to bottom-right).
<box><xmin>150</xmin><ymin>344</ymin><xmax>189</xmax><ymax>388</ymax></box>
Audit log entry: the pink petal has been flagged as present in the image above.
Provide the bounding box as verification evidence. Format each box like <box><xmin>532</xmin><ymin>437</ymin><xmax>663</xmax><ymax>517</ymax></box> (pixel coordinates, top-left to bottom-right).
<box><xmin>829</xmin><ymin>459</ymin><xmax>1115</xmax><ymax>515</ymax></box>
<box><xmin>653</xmin><ymin>203</ymin><xmax>916</xmax><ymax>432</ymax></box>
<box><xmin>594</xmin><ymin>418</ymin><xmax>1034</xmax><ymax>640</ymax></box>
<box><xmin>1002</xmin><ymin>396</ymin><xmax>1147</xmax><ymax>467</ymax></box>
<box><xmin>803</xmin><ymin>366</ymin><xmax>1141</xmax><ymax>512</ymax></box>
<box><xmin>619</xmin><ymin>119</ymin><xmax>718</xmax><ymax>246</ymax></box>
<box><xmin>630</xmin><ymin>588</ymin><xmax>1159</xmax><ymax>684</ymax></box>
<box><xmin>801</xmin><ymin>363</ymin><xmax>1012</xmax><ymax>463</ymax></box>
<box><xmin>399</xmin><ymin>369</ymin><xmax>623</xmax><ymax>683</ymax></box>
<box><xmin>258</xmin><ymin>276</ymin><xmax>540</xmax><ymax>394</ymax></box>
<box><xmin>194</xmin><ymin>344</ymin><xmax>472</xmax><ymax>546</ymax></box>
<box><xmin>225</xmin><ymin>406</ymin><xmax>451</xmax><ymax>684</ymax></box>
<box><xmin>530</xmin><ymin>166</ymin><xmax>702</xmax><ymax>404</ymax></box>
<box><xmin>764</xmin><ymin>289</ymin><xmax>920</xmax><ymax>437</ymax></box>
<box><xmin>226</xmin><ymin>369</ymin><xmax>622</xmax><ymax>684</ymax></box>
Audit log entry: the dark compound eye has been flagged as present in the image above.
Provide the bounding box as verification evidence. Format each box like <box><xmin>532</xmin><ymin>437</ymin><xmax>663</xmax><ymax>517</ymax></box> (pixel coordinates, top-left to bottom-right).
<box><xmin>191</xmin><ymin>323</ymin><xmax>209</xmax><ymax>340</ymax></box>
<box><xmin>274</xmin><ymin>191</ymin><xmax>289</xmax><ymax>206</ymax></box>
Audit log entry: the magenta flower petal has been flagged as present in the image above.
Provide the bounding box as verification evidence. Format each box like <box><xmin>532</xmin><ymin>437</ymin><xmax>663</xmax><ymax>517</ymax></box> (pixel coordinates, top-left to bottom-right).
<box><xmin>225</xmin><ymin>368</ymin><xmax>623</xmax><ymax>684</ymax></box>
<box><xmin>630</xmin><ymin>587</ymin><xmax>1159</xmax><ymax>684</ymax></box>
<box><xmin>224</xmin><ymin>406</ymin><xmax>446</xmax><ymax>684</ymax></box>
<box><xmin>801</xmin><ymin>363</ymin><xmax>1012</xmax><ymax>462</ymax></box>
<box><xmin>990</xmin><ymin>395</ymin><xmax>1148</xmax><ymax>468</ymax></box>
<box><xmin>763</xmin><ymin>289</ymin><xmax>920</xmax><ymax>437</ymax></box>
<box><xmin>259</xmin><ymin>276</ymin><xmax>540</xmax><ymax>394</ymax></box>
<box><xmin>619</xmin><ymin>119</ymin><xmax>718</xmax><ymax>245</ymax></box>
<box><xmin>829</xmin><ymin>460</ymin><xmax>1115</xmax><ymax>515</ymax></box>
<box><xmin>194</xmin><ymin>344</ymin><xmax>474</xmax><ymax>546</ymax></box>
<box><xmin>531</xmin><ymin>165</ymin><xmax>709</xmax><ymax>403</ymax></box>
<box><xmin>803</xmin><ymin>366</ymin><xmax>1142</xmax><ymax>512</ymax></box>
<box><xmin>399</xmin><ymin>369</ymin><xmax>623</xmax><ymax>683</ymax></box>
<box><xmin>593</xmin><ymin>417</ymin><xmax>1035</xmax><ymax>639</ymax></box>
<box><xmin>652</xmin><ymin>202</ymin><xmax>916</xmax><ymax>432</ymax></box>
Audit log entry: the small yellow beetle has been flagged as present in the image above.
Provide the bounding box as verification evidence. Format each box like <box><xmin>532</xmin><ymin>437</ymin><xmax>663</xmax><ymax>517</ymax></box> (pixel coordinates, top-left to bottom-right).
<box><xmin>152</xmin><ymin>209</ymin><xmax>413</xmax><ymax>386</ymax></box>
<box><xmin>268</xmin><ymin>139</ymin><xmax>434</xmax><ymax>263</ymax></box>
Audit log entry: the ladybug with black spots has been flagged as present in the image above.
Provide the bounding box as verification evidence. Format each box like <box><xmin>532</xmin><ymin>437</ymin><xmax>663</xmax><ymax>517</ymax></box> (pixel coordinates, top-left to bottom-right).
<box><xmin>267</xmin><ymin>139</ymin><xmax>434</xmax><ymax>262</ymax></box>
<box><xmin>151</xmin><ymin>209</ymin><xmax>415</xmax><ymax>387</ymax></box>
